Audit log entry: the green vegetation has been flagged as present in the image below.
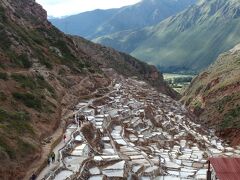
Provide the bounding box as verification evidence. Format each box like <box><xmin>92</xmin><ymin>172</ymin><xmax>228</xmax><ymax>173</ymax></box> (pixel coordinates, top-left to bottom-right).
<box><xmin>0</xmin><ymin>108</ymin><xmax>33</xmax><ymax>135</ymax></box>
<box><xmin>50</xmin><ymin>0</ymin><xmax>194</xmax><ymax>40</ymax></box>
<box><xmin>17</xmin><ymin>54</ymin><xmax>32</xmax><ymax>68</ymax></box>
<box><xmin>28</xmin><ymin>30</ymin><xmax>46</xmax><ymax>46</ymax></box>
<box><xmin>40</xmin><ymin>57</ymin><xmax>53</xmax><ymax>69</ymax></box>
<box><xmin>17</xmin><ymin>138</ymin><xmax>36</xmax><ymax>158</ymax></box>
<box><xmin>5</xmin><ymin>51</ymin><xmax>32</xmax><ymax>69</ymax></box>
<box><xmin>53</xmin><ymin>40</ymin><xmax>75</xmax><ymax>60</ymax></box>
<box><xmin>95</xmin><ymin>0</ymin><xmax>240</xmax><ymax>73</ymax></box>
<box><xmin>52</xmin><ymin>39</ymin><xmax>88</xmax><ymax>73</ymax></box>
<box><xmin>164</xmin><ymin>73</ymin><xmax>194</xmax><ymax>93</ymax></box>
<box><xmin>0</xmin><ymin>30</ymin><xmax>11</xmax><ymax>51</ymax></box>
<box><xmin>0</xmin><ymin>92</ymin><xmax>6</xmax><ymax>101</ymax></box>
<box><xmin>0</xmin><ymin>135</ymin><xmax>15</xmax><ymax>159</ymax></box>
<box><xmin>216</xmin><ymin>95</ymin><xmax>233</xmax><ymax>113</ymax></box>
<box><xmin>12</xmin><ymin>92</ymin><xmax>42</xmax><ymax>111</ymax></box>
<box><xmin>0</xmin><ymin>72</ymin><xmax>8</xmax><ymax>80</ymax></box>
<box><xmin>0</xmin><ymin>135</ymin><xmax>36</xmax><ymax>159</ymax></box>
<box><xmin>11</xmin><ymin>73</ymin><xmax>56</xmax><ymax>98</ymax></box>
<box><xmin>0</xmin><ymin>62</ymin><xmax>5</xmax><ymax>69</ymax></box>
<box><xmin>36</xmin><ymin>75</ymin><xmax>56</xmax><ymax>96</ymax></box>
<box><xmin>11</xmin><ymin>74</ymin><xmax>36</xmax><ymax>89</ymax></box>
<box><xmin>192</xmin><ymin>99</ymin><xmax>202</xmax><ymax>109</ymax></box>
<box><xmin>0</xmin><ymin>5</ymin><xmax>6</xmax><ymax>22</ymax></box>
<box><xmin>220</xmin><ymin>105</ymin><xmax>240</xmax><ymax>129</ymax></box>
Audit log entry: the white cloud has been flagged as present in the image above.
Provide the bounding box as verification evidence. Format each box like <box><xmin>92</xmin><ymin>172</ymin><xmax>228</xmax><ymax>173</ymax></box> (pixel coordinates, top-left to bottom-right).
<box><xmin>36</xmin><ymin>0</ymin><xmax>141</xmax><ymax>17</ymax></box>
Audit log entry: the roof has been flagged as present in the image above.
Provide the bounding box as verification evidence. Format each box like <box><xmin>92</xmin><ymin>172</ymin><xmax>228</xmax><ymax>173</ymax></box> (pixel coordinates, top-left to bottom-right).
<box><xmin>209</xmin><ymin>157</ymin><xmax>240</xmax><ymax>180</ymax></box>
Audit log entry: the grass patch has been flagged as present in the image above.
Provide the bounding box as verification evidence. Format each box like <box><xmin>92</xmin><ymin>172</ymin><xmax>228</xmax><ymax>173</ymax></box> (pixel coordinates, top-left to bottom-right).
<box><xmin>216</xmin><ymin>95</ymin><xmax>233</xmax><ymax>113</ymax></box>
<box><xmin>0</xmin><ymin>72</ymin><xmax>8</xmax><ymax>80</ymax></box>
<box><xmin>164</xmin><ymin>73</ymin><xmax>194</xmax><ymax>93</ymax></box>
<box><xmin>0</xmin><ymin>108</ymin><xmax>33</xmax><ymax>134</ymax></box>
<box><xmin>12</xmin><ymin>92</ymin><xmax>42</xmax><ymax>111</ymax></box>
<box><xmin>17</xmin><ymin>138</ymin><xmax>36</xmax><ymax>158</ymax></box>
<box><xmin>0</xmin><ymin>62</ymin><xmax>5</xmax><ymax>69</ymax></box>
<box><xmin>53</xmin><ymin>40</ymin><xmax>74</xmax><ymax>60</ymax></box>
<box><xmin>5</xmin><ymin>51</ymin><xmax>32</xmax><ymax>68</ymax></box>
<box><xmin>0</xmin><ymin>135</ymin><xmax>15</xmax><ymax>159</ymax></box>
<box><xmin>0</xmin><ymin>6</ymin><xmax>7</xmax><ymax>23</ymax></box>
<box><xmin>36</xmin><ymin>75</ymin><xmax>56</xmax><ymax>97</ymax></box>
<box><xmin>0</xmin><ymin>91</ymin><xmax>6</xmax><ymax>101</ymax></box>
<box><xmin>220</xmin><ymin>105</ymin><xmax>240</xmax><ymax>129</ymax></box>
<box><xmin>39</xmin><ymin>57</ymin><xmax>53</xmax><ymax>69</ymax></box>
<box><xmin>0</xmin><ymin>30</ymin><xmax>11</xmax><ymax>51</ymax></box>
<box><xmin>11</xmin><ymin>73</ymin><xmax>37</xmax><ymax>89</ymax></box>
<box><xmin>17</xmin><ymin>54</ymin><xmax>32</xmax><ymax>68</ymax></box>
<box><xmin>11</xmin><ymin>74</ymin><xmax>56</xmax><ymax>98</ymax></box>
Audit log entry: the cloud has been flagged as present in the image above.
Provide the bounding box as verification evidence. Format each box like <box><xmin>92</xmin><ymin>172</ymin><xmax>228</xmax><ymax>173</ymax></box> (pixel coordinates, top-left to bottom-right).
<box><xmin>36</xmin><ymin>0</ymin><xmax>141</xmax><ymax>17</ymax></box>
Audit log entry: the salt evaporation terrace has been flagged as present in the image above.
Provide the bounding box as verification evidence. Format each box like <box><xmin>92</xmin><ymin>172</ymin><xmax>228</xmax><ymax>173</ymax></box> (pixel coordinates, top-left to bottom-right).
<box><xmin>38</xmin><ymin>77</ymin><xmax>240</xmax><ymax>180</ymax></box>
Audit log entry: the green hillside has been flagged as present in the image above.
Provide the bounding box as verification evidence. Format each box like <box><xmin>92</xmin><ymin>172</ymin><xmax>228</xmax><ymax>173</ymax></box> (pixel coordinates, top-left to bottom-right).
<box><xmin>95</xmin><ymin>0</ymin><xmax>240</xmax><ymax>73</ymax></box>
<box><xmin>50</xmin><ymin>0</ymin><xmax>195</xmax><ymax>39</ymax></box>
<box><xmin>182</xmin><ymin>44</ymin><xmax>240</xmax><ymax>145</ymax></box>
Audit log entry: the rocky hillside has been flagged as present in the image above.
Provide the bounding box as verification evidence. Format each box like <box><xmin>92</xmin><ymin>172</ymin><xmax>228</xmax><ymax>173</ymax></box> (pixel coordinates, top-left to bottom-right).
<box><xmin>95</xmin><ymin>0</ymin><xmax>240</xmax><ymax>73</ymax></box>
<box><xmin>50</xmin><ymin>0</ymin><xmax>195</xmax><ymax>39</ymax></box>
<box><xmin>0</xmin><ymin>0</ymin><xmax>175</xmax><ymax>179</ymax></box>
<box><xmin>182</xmin><ymin>44</ymin><xmax>240</xmax><ymax>145</ymax></box>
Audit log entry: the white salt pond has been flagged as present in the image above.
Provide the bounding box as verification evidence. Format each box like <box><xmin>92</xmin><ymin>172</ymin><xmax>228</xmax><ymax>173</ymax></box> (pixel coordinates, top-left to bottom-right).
<box><xmin>53</xmin><ymin>170</ymin><xmax>73</xmax><ymax>180</ymax></box>
<box><xmin>89</xmin><ymin>167</ymin><xmax>101</xmax><ymax>175</ymax></box>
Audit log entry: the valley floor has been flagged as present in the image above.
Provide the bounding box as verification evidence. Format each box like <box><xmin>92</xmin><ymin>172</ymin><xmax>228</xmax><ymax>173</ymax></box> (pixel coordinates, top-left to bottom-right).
<box><xmin>36</xmin><ymin>76</ymin><xmax>240</xmax><ymax>180</ymax></box>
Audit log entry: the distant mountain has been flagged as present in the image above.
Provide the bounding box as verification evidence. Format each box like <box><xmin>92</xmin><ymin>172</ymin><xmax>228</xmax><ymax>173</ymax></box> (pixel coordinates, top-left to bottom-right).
<box><xmin>50</xmin><ymin>0</ymin><xmax>196</xmax><ymax>39</ymax></box>
<box><xmin>95</xmin><ymin>0</ymin><xmax>240</xmax><ymax>73</ymax></box>
<box><xmin>182</xmin><ymin>44</ymin><xmax>240</xmax><ymax>145</ymax></box>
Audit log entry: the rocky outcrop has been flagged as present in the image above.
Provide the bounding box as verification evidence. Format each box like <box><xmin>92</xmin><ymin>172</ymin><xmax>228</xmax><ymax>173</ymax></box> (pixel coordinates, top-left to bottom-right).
<box><xmin>182</xmin><ymin>44</ymin><xmax>240</xmax><ymax>145</ymax></box>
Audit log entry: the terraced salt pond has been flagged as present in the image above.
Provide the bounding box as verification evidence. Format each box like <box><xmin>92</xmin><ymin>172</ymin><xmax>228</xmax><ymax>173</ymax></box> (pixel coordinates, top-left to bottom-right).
<box><xmin>38</xmin><ymin>78</ymin><xmax>240</xmax><ymax>180</ymax></box>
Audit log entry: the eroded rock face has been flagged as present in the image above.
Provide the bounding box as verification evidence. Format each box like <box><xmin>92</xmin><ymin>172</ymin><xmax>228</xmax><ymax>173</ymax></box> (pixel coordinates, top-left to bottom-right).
<box><xmin>182</xmin><ymin>44</ymin><xmax>240</xmax><ymax>145</ymax></box>
<box><xmin>2</xmin><ymin>0</ymin><xmax>49</xmax><ymax>27</ymax></box>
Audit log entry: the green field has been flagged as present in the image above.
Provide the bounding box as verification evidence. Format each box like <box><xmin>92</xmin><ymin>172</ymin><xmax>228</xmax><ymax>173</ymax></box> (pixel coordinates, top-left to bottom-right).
<box><xmin>163</xmin><ymin>73</ymin><xmax>195</xmax><ymax>94</ymax></box>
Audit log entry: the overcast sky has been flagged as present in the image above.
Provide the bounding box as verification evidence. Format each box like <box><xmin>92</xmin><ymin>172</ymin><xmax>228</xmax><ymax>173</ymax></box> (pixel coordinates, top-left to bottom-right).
<box><xmin>36</xmin><ymin>0</ymin><xmax>141</xmax><ymax>18</ymax></box>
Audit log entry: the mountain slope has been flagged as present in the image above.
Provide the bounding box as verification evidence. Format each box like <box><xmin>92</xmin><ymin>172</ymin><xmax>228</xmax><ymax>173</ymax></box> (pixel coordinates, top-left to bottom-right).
<box><xmin>95</xmin><ymin>0</ymin><xmax>240</xmax><ymax>73</ymax></box>
<box><xmin>0</xmin><ymin>0</ymin><xmax>176</xmax><ymax>179</ymax></box>
<box><xmin>50</xmin><ymin>0</ymin><xmax>196</xmax><ymax>39</ymax></box>
<box><xmin>50</xmin><ymin>9</ymin><xmax>117</xmax><ymax>38</ymax></box>
<box><xmin>182</xmin><ymin>44</ymin><xmax>240</xmax><ymax>145</ymax></box>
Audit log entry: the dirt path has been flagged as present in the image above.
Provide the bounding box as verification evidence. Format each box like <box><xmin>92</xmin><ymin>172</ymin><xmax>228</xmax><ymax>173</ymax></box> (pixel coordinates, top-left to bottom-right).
<box><xmin>24</xmin><ymin>120</ymin><xmax>66</xmax><ymax>180</ymax></box>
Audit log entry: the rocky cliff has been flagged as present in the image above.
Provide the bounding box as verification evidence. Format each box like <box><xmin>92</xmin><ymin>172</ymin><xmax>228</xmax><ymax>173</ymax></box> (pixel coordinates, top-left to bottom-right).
<box><xmin>0</xmin><ymin>0</ymin><xmax>175</xmax><ymax>179</ymax></box>
<box><xmin>182</xmin><ymin>44</ymin><xmax>240</xmax><ymax>145</ymax></box>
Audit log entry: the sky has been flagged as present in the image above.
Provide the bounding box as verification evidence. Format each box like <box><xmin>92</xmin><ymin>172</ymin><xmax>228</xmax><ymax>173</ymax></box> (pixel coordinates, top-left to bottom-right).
<box><xmin>36</xmin><ymin>0</ymin><xmax>141</xmax><ymax>18</ymax></box>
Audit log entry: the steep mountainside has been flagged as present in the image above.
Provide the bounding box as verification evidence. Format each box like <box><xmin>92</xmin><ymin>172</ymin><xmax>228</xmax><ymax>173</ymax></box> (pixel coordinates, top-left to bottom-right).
<box><xmin>0</xmin><ymin>0</ymin><xmax>175</xmax><ymax>179</ymax></box>
<box><xmin>182</xmin><ymin>44</ymin><xmax>240</xmax><ymax>145</ymax></box>
<box><xmin>50</xmin><ymin>0</ymin><xmax>195</xmax><ymax>39</ymax></box>
<box><xmin>95</xmin><ymin>0</ymin><xmax>240</xmax><ymax>73</ymax></box>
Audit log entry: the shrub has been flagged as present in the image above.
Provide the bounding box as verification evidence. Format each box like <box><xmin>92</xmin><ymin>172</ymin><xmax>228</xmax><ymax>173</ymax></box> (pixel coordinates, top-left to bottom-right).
<box><xmin>11</xmin><ymin>74</ymin><xmax>56</xmax><ymax>99</ymax></box>
<box><xmin>39</xmin><ymin>58</ymin><xmax>53</xmax><ymax>69</ymax></box>
<box><xmin>0</xmin><ymin>6</ymin><xmax>6</xmax><ymax>21</ymax></box>
<box><xmin>0</xmin><ymin>91</ymin><xmax>6</xmax><ymax>101</ymax></box>
<box><xmin>18</xmin><ymin>54</ymin><xmax>32</xmax><ymax>68</ymax></box>
<box><xmin>220</xmin><ymin>105</ymin><xmax>240</xmax><ymax>129</ymax></box>
<box><xmin>0</xmin><ymin>108</ymin><xmax>33</xmax><ymax>134</ymax></box>
<box><xmin>12</xmin><ymin>92</ymin><xmax>42</xmax><ymax>111</ymax></box>
<box><xmin>0</xmin><ymin>136</ymin><xmax>15</xmax><ymax>159</ymax></box>
<box><xmin>36</xmin><ymin>75</ymin><xmax>56</xmax><ymax>97</ymax></box>
<box><xmin>11</xmin><ymin>74</ymin><xmax>37</xmax><ymax>89</ymax></box>
<box><xmin>0</xmin><ymin>72</ymin><xmax>8</xmax><ymax>80</ymax></box>
<box><xmin>17</xmin><ymin>138</ymin><xmax>36</xmax><ymax>157</ymax></box>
